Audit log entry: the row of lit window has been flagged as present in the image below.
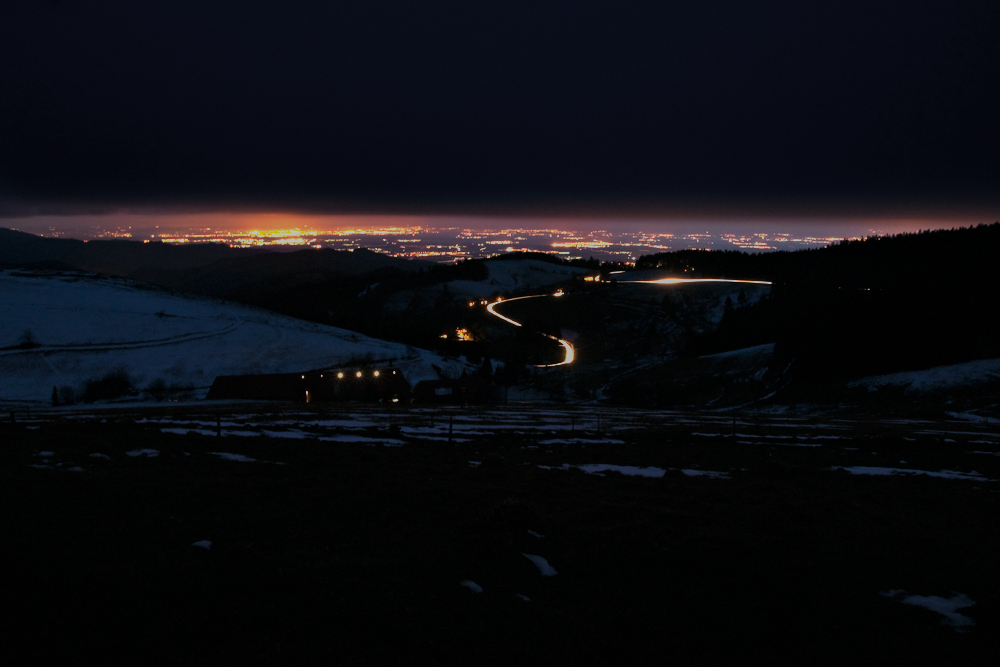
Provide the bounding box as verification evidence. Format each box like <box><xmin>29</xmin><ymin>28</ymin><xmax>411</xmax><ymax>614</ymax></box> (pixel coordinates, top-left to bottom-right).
<box><xmin>301</xmin><ymin>370</ymin><xmax>397</xmax><ymax>380</ymax></box>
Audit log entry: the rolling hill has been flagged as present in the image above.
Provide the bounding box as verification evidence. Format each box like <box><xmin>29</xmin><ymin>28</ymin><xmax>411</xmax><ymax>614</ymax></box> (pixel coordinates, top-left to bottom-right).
<box><xmin>0</xmin><ymin>269</ymin><xmax>469</xmax><ymax>405</ymax></box>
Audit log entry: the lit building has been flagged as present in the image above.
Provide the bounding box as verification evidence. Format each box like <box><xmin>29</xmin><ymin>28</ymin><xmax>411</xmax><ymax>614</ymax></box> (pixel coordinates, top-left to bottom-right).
<box><xmin>206</xmin><ymin>368</ymin><xmax>410</xmax><ymax>403</ymax></box>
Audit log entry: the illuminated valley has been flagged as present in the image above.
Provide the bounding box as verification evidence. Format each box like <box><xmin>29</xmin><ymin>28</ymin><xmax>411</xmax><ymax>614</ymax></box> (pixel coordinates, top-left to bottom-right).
<box><xmin>22</xmin><ymin>221</ymin><xmax>861</xmax><ymax>263</ymax></box>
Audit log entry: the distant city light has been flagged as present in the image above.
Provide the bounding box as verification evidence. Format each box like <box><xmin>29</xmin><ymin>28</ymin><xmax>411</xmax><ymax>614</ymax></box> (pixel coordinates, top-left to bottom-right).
<box><xmin>18</xmin><ymin>217</ymin><xmax>888</xmax><ymax>264</ymax></box>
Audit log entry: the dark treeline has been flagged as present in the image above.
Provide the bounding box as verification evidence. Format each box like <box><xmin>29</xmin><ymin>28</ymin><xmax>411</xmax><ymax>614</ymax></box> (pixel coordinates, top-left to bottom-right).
<box><xmin>0</xmin><ymin>228</ymin><xmax>262</xmax><ymax>274</ymax></box>
<box><xmin>636</xmin><ymin>223</ymin><xmax>1000</xmax><ymax>289</ymax></box>
<box><xmin>657</xmin><ymin>224</ymin><xmax>1000</xmax><ymax>381</ymax></box>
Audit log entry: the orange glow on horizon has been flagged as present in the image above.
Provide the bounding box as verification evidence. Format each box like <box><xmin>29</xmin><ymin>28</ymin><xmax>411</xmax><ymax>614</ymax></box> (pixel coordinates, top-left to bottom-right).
<box><xmin>14</xmin><ymin>211</ymin><xmax>984</xmax><ymax>269</ymax></box>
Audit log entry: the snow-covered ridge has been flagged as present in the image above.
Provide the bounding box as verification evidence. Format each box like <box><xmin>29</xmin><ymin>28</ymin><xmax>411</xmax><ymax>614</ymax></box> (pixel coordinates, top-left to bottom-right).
<box><xmin>0</xmin><ymin>270</ymin><xmax>468</xmax><ymax>403</ymax></box>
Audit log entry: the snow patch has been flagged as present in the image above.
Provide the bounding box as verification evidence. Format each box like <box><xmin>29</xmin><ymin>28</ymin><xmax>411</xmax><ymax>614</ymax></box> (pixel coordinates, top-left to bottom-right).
<box><xmin>538</xmin><ymin>438</ymin><xmax>624</xmax><ymax>445</ymax></box>
<box><xmin>522</xmin><ymin>553</ymin><xmax>558</xmax><ymax>576</ymax></box>
<box><xmin>460</xmin><ymin>580</ymin><xmax>483</xmax><ymax>593</ymax></box>
<box><xmin>739</xmin><ymin>440</ymin><xmax>821</xmax><ymax>447</ymax></box>
<box><xmin>700</xmin><ymin>343</ymin><xmax>775</xmax><ymax>360</ymax></box>
<box><xmin>575</xmin><ymin>463</ymin><xmax>666</xmax><ymax>478</ymax></box>
<box><xmin>318</xmin><ymin>434</ymin><xmax>406</xmax><ymax>445</ymax></box>
<box><xmin>946</xmin><ymin>411</ymin><xmax>989</xmax><ymax>422</ymax></box>
<box><xmin>125</xmin><ymin>449</ymin><xmax>159</xmax><ymax>458</ymax></box>
<box><xmin>209</xmin><ymin>452</ymin><xmax>256</xmax><ymax>462</ymax></box>
<box><xmin>882</xmin><ymin>590</ymin><xmax>976</xmax><ymax>630</ymax></box>
<box><xmin>834</xmin><ymin>466</ymin><xmax>993</xmax><ymax>481</ymax></box>
<box><xmin>681</xmin><ymin>469</ymin><xmax>730</xmax><ymax>478</ymax></box>
<box><xmin>261</xmin><ymin>429</ymin><xmax>315</xmax><ymax>439</ymax></box>
<box><xmin>161</xmin><ymin>427</ymin><xmax>216</xmax><ymax>436</ymax></box>
<box><xmin>540</xmin><ymin>463</ymin><xmax>729</xmax><ymax>479</ymax></box>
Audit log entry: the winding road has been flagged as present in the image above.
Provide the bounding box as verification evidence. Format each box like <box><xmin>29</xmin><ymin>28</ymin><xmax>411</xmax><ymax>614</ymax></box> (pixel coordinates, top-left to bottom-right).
<box><xmin>487</xmin><ymin>293</ymin><xmax>575</xmax><ymax>367</ymax></box>
<box><xmin>486</xmin><ymin>277</ymin><xmax>773</xmax><ymax>368</ymax></box>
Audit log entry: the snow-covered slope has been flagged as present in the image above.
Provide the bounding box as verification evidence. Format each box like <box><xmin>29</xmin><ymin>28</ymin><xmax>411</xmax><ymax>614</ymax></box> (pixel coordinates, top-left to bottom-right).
<box><xmin>0</xmin><ymin>270</ymin><xmax>469</xmax><ymax>403</ymax></box>
<box><xmin>848</xmin><ymin>358</ymin><xmax>1000</xmax><ymax>393</ymax></box>
<box><xmin>447</xmin><ymin>258</ymin><xmax>589</xmax><ymax>298</ymax></box>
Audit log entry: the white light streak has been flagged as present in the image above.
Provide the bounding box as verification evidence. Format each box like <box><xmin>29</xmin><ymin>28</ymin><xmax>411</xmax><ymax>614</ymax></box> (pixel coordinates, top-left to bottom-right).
<box><xmin>486</xmin><ymin>293</ymin><xmax>575</xmax><ymax>367</ymax></box>
<box><xmin>621</xmin><ymin>278</ymin><xmax>773</xmax><ymax>285</ymax></box>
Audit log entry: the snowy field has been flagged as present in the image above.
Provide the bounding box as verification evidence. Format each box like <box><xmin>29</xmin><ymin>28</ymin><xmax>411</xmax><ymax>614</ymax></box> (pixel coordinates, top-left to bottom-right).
<box><xmin>7</xmin><ymin>402</ymin><xmax>999</xmax><ymax>662</ymax></box>
<box><xmin>22</xmin><ymin>404</ymin><xmax>999</xmax><ymax>484</ymax></box>
<box><xmin>0</xmin><ymin>270</ymin><xmax>470</xmax><ymax>404</ymax></box>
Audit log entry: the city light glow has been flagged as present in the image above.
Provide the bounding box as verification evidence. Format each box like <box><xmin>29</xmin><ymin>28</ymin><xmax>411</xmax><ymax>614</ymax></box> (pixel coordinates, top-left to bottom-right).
<box><xmin>11</xmin><ymin>214</ymin><xmax>910</xmax><ymax>265</ymax></box>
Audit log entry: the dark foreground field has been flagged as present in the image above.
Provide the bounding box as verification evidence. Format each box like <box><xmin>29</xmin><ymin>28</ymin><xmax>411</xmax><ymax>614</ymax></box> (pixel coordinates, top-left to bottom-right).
<box><xmin>2</xmin><ymin>406</ymin><xmax>998</xmax><ymax>664</ymax></box>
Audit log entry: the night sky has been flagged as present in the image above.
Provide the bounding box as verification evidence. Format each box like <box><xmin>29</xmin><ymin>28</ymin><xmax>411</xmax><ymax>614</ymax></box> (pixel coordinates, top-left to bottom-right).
<box><xmin>1</xmin><ymin>1</ymin><xmax>997</xmax><ymax>220</ymax></box>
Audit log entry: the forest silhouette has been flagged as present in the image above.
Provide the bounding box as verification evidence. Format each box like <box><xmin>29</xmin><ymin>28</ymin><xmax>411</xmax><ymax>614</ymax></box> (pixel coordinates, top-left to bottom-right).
<box><xmin>638</xmin><ymin>223</ymin><xmax>1000</xmax><ymax>380</ymax></box>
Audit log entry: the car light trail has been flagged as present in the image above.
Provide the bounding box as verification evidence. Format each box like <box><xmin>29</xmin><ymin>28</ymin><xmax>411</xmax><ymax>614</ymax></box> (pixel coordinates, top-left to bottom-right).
<box><xmin>486</xmin><ymin>292</ymin><xmax>575</xmax><ymax>367</ymax></box>
<box><xmin>485</xmin><ymin>297</ymin><xmax>524</xmax><ymax>326</ymax></box>
<box><xmin>540</xmin><ymin>333</ymin><xmax>575</xmax><ymax>366</ymax></box>
<box><xmin>618</xmin><ymin>278</ymin><xmax>772</xmax><ymax>285</ymax></box>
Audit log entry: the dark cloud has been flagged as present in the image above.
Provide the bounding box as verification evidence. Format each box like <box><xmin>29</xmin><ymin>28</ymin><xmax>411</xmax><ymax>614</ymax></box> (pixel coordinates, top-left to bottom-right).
<box><xmin>1</xmin><ymin>1</ymin><xmax>997</xmax><ymax>216</ymax></box>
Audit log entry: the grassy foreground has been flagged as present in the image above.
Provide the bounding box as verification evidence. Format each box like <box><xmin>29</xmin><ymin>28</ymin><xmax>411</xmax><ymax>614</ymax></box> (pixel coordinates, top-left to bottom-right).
<box><xmin>2</xmin><ymin>409</ymin><xmax>998</xmax><ymax>664</ymax></box>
